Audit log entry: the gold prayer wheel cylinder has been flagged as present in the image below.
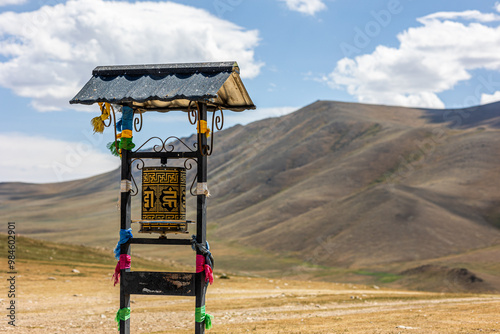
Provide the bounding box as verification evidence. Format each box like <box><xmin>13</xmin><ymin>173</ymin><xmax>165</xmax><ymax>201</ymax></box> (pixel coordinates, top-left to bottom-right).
<box><xmin>141</xmin><ymin>167</ymin><xmax>186</xmax><ymax>220</ymax></box>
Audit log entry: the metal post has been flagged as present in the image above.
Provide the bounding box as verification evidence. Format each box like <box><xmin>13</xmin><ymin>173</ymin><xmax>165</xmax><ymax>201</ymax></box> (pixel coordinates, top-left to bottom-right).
<box><xmin>120</xmin><ymin>148</ymin><xmax>132</xmax><ymax>334</ymax></box>
<box><xmin>195</xmin><ymin>103</ymin><xmax>208</xmax><ymax>334</ymax></box>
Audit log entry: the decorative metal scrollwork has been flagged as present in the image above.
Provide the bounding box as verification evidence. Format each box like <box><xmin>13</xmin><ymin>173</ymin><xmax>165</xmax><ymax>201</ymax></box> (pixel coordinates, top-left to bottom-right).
<box><xmin>198</xmin><ymin>106</ymin><xmax>224</xmax><ymax>156</ymax></box>
<box><xmin>132</xmin><ymin>136</ymin><xmax>196</xmax><ymax>153</ymax></box>
<box><xmin>184</xmin><ymin>158</ymin><xmax>198</xmax><ymax>196</ymax></box>
<box><xmin>206</xmin><ymin>108</ymin><xmax>224</xmax><ymax>156</ymax></box>
<box><xmin>187</xmin><ymin>102</ymin><xmax>197</xmax><ymax>125</ymax></box>
<box><xmin>134</xmin><ymin>111</ymin><xmax>143</xmax><ymax>132</ymax></box>
<box><xmin>129</xmin><ymin>158</ymin><xmax>146</xmax><ymax>196</ymax></box>
<box><xmin>213</xmin><ymin>107</ymin><xmax>224</xmax><ymax>131</ymax></box>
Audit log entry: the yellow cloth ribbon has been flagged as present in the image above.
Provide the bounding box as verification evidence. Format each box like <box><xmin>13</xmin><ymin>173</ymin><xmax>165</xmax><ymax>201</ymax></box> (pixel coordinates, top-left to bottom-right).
<box><xmin>99</xmin><ymin>102</ymin><xmax>110</xmax><ymax>121</ymax></box>
<box><xmin>198</xmin><ymin>120</ymin><xmax>211</xmax><ymax>137</ymax></box>
<box><xmin>121</xmin><ymin>129</ymin><xmax>133</xmax><ymax>138</ymax></box>
<box><xmin>92</xmin><ymin>102</ymin><xmax>111</xmax><ymax>133</ymax></box>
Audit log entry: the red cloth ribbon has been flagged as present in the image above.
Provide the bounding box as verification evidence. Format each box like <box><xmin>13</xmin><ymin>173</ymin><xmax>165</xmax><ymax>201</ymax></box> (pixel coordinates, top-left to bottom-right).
<box><xmin>196</xmin><ymin>254</ymin><xmax>214</xmax><ymax>285</ymax></box>
<box><xmin>113</xmin><ymin>254</ymin><xmax>131</xmax><ymax>286</ymax></box>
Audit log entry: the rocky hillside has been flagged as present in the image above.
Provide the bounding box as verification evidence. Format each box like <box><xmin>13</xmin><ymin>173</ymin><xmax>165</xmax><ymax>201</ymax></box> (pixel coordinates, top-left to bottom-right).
<box><xmin>2</xmin><ymin>100</ymin><xmax>500</xmax><ymax>291</ymax></box>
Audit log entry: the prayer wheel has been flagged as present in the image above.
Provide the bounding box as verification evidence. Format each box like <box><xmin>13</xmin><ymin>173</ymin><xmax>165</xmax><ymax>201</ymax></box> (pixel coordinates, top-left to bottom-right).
<box><xmin>139</xmin><ymin>167</ymin><xmax>187</xmax><ymax>234</ymax></box>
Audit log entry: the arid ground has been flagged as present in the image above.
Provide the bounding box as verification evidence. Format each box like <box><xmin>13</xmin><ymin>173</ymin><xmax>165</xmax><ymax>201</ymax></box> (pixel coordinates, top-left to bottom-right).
<box><xmin>1</xmin><ymin>237</ymin><xmax>499</xmax><ymax>334</ymax></box>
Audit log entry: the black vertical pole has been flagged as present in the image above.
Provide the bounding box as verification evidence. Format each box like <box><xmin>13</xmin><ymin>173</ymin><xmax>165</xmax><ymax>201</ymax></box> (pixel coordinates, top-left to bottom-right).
<box><xmin>195</xmin><ymin>103</ymin><xmax>208</xmax><ymax>334</ymax></box>
<box><xmin>120</xmin><ymin>148</ymin><xmax>132</xmax><ymax>334</ymax></box>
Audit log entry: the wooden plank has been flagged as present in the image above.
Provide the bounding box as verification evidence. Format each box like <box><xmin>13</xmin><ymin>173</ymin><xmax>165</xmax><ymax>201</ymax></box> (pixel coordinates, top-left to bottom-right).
<box><xmin>122</xmin><ymin>272</ymin><xmax>195</xmax><ymax>296</ymax></box>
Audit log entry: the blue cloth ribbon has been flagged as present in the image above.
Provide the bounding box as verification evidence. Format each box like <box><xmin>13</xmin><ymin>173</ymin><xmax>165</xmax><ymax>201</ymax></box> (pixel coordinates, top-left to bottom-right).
<box><xmin>116</xmin><ymin>118</ymin><xmax>122</xmax><ymax>132</ymax></box>
<box><xmin>114</xmin><ymin>228</ymin><xmax>133</xmax><ymax>260</ymax></box>
<box><xmin>121</xmin><ymin>106</ymin><xmax>134</xmax><ymax>131</ymax></box>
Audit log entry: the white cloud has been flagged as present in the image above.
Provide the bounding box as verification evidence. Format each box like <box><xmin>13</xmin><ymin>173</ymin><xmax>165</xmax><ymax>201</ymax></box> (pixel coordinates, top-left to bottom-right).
<box><xmin>279</xmin><ymin>0</ymin><xmax>326</xmax><ymax>16</ymax></box>
<box><xmin>481</xmin><ymin>91</ymin><xmax>500</xmax><ymax>105</ymax></box>
<box><xmin>0</xmin><ymin>0</ymin><xmax>26</xmax><ymax>6</ymax></box>
<box><xmin>495</xmin><ymin>2</ymin><xmax>500</xmax><ymax>13</ymax></box>
<box><xmin>328</xmin><ymin>10</ymin><xmax>500</xmax><ymax>108</ymax></box>
<box><xmin>419</xmin><ymin>10</ymin><xmax>500</xmax><ymax>23</ymax></box>
<box><xmin>0</xmin><ymin>0</ymin><xmax>263</xmax><ymax>111</ymax></box>
<box><xmin>0</xmin><ymin>133</ymin><xmax>119</xmax><ymax>183</ymax></box>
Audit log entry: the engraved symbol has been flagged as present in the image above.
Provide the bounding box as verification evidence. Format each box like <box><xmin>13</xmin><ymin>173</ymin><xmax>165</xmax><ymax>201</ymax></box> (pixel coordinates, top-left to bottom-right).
<box><xmin>160</xmin><ymin>186</ymin><xmax>177</xmax><ymax>211</ymax></box>
<box><xmin>143</xmin><ymin>187</ymin><xmax>155</xmax><ymax>211</ymax></box>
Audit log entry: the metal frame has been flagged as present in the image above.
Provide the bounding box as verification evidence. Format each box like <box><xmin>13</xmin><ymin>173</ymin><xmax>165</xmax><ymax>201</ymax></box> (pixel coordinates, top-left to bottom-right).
<box><xmin>118</xmin><ymin>103</ymin><xmax>210</xmax><ymax>334</ymax></box>
<box><xmin>70</xmin><ymin>62</ymin><xmax>256</xmax><ymax>334</ymax></box>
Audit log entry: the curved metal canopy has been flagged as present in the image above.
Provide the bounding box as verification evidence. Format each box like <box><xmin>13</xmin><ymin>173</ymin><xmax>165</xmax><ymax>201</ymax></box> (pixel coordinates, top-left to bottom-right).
<box><xmin>69</xmin><ymin>61</ymin><xmax>255</xmax><ymax>112</ymax></box>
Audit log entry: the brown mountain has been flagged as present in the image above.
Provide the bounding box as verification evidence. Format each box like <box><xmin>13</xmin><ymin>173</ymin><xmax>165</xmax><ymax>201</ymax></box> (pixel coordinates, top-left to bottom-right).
<box><xmin>207</xmin><ymin>101</ymin><xmax>500</xmax><ymax>264</ymax></box>
<box><xmin>2</xmin><ymin>100</ymin><xmax>500</xmax><ymax>291</ymax></box>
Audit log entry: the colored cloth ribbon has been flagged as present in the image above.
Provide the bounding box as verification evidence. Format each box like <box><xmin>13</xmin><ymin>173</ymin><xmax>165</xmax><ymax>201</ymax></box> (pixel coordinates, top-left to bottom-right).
<box><xmin>114</xmin><ymin>228</ymin><xmax>133</xmax><ymax>260</ymax></box>
<box><xmin>196</xmin><ymin>254</ymin><xmax>214</xmax><ymax>285</ymax></box>
<box><xmin>108</xmin><ymin>106</ymin><xmax>135</xmax><ymax>156</ymax></box>
<box><xmin>113</xmin><ymin>254</ymin><xmax>131</xmax><ymax>286</ymax></box>
<box><xmin>195</xmin><ymin>305</ymin><xmax>213</xmax><ymax>330</ymax></box>
<box><xmin>191</xmin><ymin>236</ymin><xmax>214</xmax><ymax>269</ymax></box>
<box><xmin>198</xmin><ymin>119</ymin><xmax>211</xmax><ymax>137</ymax></box>
<box><xmin>115</xmin><ymin>307</ymin><xmax>131</xmax><ymax>331</ymax></box>
<box><xmin>121</xmin><ymin>106</ymin><xmax>134</xmax><ymax>131</ymax></box>
<box><xmin>91</xmin><ymin>102</ymin><xmax>111</xmax><ymax>133</ymax></box>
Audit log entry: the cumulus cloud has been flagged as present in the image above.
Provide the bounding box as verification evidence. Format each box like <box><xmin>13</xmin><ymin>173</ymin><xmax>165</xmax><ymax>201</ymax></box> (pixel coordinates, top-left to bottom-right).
<box><xmin>0</xmin><ymin>0</ymin><xmax>26</xmax><ymax>6</ymax></box>
<box><xmin>0</xmin><ymin>0</ymin><xmax>263</xmax><ymax>111</ymax></box>
<box><xmin>419</xmin><ymin>10</ymin><xmax>500</xmax><ymax>23</ymax></box>
<box><xmin>0</xmin><ymin>133</ymin><xmax>119</xmax><ymax>183</ymax></box>
<box><xmin>327</xmin><ymin>10</ymin><xmax>500</xmax><ymax>108</ymax></box>
<box><xmin>279</xmin><ymin>0</ymin><xmax>326</xmax><ymax>16</ymax></box>
<box><xmin>481</xmin><ymin>91</ymin><xmax>500</xmax><ymax>105</ymax></box>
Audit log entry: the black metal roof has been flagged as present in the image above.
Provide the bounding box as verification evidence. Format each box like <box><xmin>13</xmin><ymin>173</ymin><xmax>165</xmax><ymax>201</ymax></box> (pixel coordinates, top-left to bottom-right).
<box><xmin>69</xmin><ymin>61</ymin><xmax>255</xmax><ymax>112</ymax></box>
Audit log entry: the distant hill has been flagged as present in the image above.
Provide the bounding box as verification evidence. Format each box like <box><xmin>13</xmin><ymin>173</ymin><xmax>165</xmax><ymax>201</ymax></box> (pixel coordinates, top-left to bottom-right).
<box><xmin>2</xmin><ymin>100</ymin><xmax>500</xmax><ymax>291</ymax></box>
<box><xmin>207</xmin><ymin>101</ymin><xmax>500</xmax><ymax>264</ymax></box>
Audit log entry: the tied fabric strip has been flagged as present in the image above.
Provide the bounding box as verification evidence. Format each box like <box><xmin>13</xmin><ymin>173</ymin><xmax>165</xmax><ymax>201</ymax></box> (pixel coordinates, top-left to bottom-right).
<box><xmin>196</xmin><ymin>254</ymin><xmax>214</xmax><ymax>285</ymax></box>
<box><xmin>91</xmin><ymin>102</ymin><xmax>111</xmax><ymax>133</ymax></box>
<box><xmin>113</xmin><ymin>254</ymin><xmax>131</xmax><ymax>286</ymax></box>
<box><xmin>191</xmin><ymin>236</ymin><xmax>215</xmax><ymax>270</ymax></box>
<box><xmin>197</xmin><ymin>119</ymin><xmax>211</xmax><ymax>137</ymax></box>
<box><xmin>115</xmin><ymin>307</ymin><xmax>131</xmax><ymax>331</ymax></box>
<box><xmin>114</xmin><ymin>228</ymin><xmax>133</xmax><ymax>260</ymax></box>
<box><xmin>107</xmin><ymin>106</ymin><xmax>136</xmax><ymax>156</ymax></box>
<box><xmin>195</xmin><ymin>305</ymin><xmax>213</xmax><ymax>330</ymax></box>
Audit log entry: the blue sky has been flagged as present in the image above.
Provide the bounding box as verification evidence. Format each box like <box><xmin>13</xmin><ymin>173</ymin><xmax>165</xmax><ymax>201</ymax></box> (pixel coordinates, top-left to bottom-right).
<box><xmin>1</xmin><ymin>0</ymin><xmax>500</xmax><ymax>183</ymax></box>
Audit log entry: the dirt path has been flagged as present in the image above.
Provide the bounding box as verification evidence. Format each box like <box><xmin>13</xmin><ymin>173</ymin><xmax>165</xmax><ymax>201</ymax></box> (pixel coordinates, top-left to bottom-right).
<box><xmin>1</xmin><ymin>269</ymin><xmax>499</xmax><ymax>333</ymax></box>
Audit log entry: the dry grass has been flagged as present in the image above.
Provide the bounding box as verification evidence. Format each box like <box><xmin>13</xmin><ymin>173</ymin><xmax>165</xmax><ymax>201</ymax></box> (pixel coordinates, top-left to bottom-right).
<box><xmin>2</xmin><ymin>239</ymin><xmax>499</xmax><ymax>334</ymax></box>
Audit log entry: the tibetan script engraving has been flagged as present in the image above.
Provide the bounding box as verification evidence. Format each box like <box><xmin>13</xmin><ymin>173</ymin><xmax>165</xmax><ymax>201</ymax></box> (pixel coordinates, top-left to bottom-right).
<box><xmin>141</xmin><ymin>167</ymin><xmax>186</xmax><ymax>220</ymax></box>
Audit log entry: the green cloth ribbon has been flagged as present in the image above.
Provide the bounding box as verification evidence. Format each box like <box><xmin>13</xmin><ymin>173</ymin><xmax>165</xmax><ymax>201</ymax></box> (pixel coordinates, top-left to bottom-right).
<box><xmin>107</xmin><ymin>138</ymin><xmax>136</xmax><ymax>156</ymax></box>
<box><xmin>120</xmin><ymin>137</ymin><xmax>135</xmax><ymax>151</ymax></box>
<box><xmin>195</xmin><ymin>305</ymin><xmax>213</xmax><ymax>330</ymax></box>
<box><xmin>115</xmin><ymin>307</ymin><xmax>131</xmax><ymax>331</ymax></box>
